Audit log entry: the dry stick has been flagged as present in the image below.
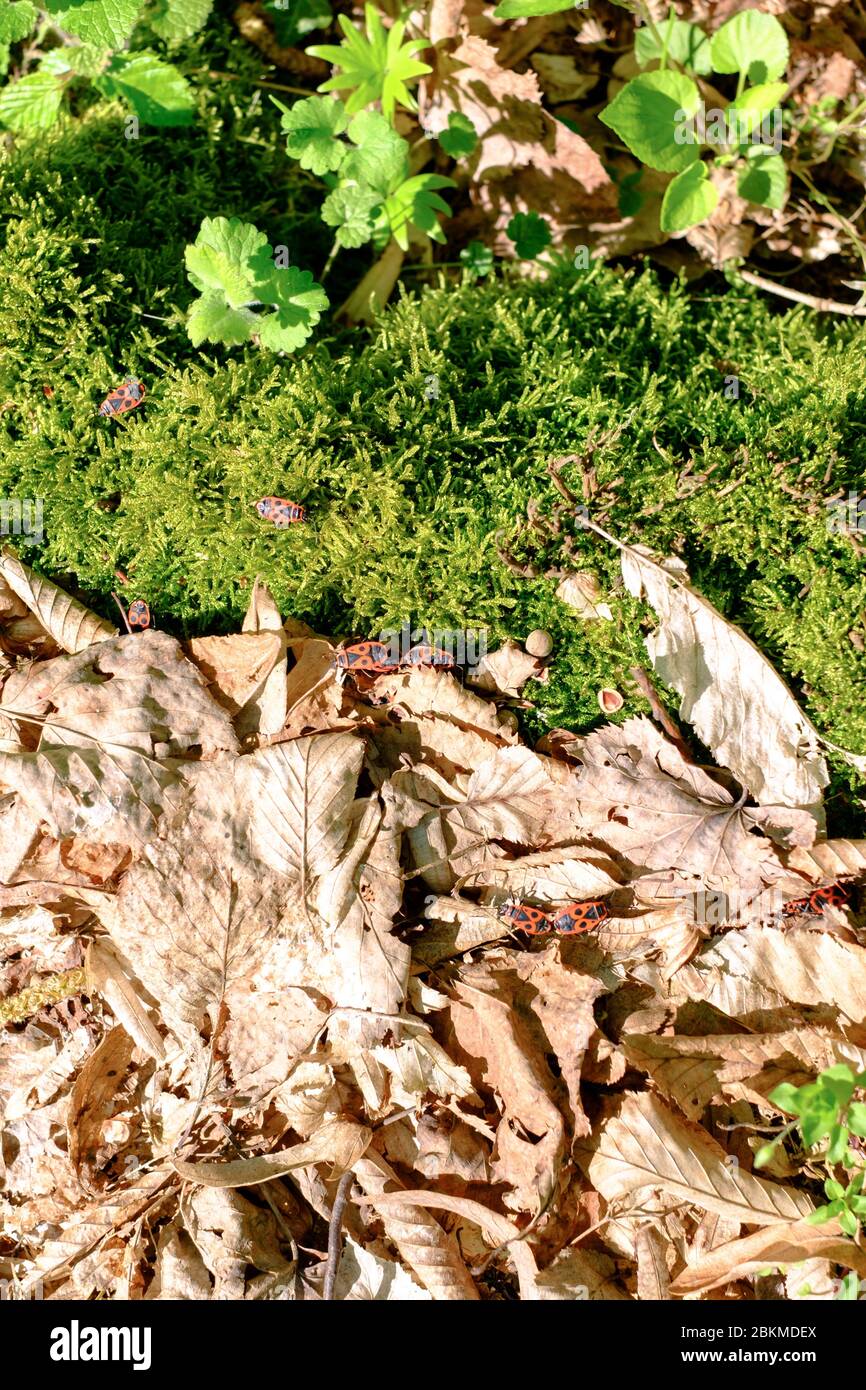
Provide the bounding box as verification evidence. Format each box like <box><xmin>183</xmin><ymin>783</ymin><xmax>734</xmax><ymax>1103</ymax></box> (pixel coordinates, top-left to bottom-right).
<box><xmin>323</xmin><ymin>1167</ymin><xmax>356</xmax><ymax>1302</ymax></box>
<box><xmin>629</xmin><ymin>666</ymin><xmax>692</xmax><ymax>761</ymax></box>
<box><xmin>111</xmin><ymin>591</ymin><xmax>133</xmax><ymax>634</ymax></box>
<box><xmin>738</xmin><ymin>269</ymin><xmax>866</xmax><ymax>318</ymax></box>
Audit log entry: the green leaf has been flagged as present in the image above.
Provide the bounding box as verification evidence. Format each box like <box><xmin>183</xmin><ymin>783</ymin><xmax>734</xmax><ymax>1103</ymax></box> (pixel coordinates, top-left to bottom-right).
<box><xmin>265</xmin><ymin>0</ymin><xmax>331</xmax><ymax>45</ymax></box>
<box><xmin>187</xmin><ymin>292</ymin><xmax>257</xmax><ymax>348</ymax></box>
<box><xmin>839</xmin><ymin>1207</ymin><xmax>859</xmax><ymax>1238</ymax></box>
<box><xmin>149</xmin><ymin>0</ymin><xmax>213</xmax><ymax>42</ymax></box>
<box><xmin>257</xmin><ymin>266</ymin><xmax>329</xmax><ymax>352</ymax></box>
<box><xmin>848</xmin><ymin>1103</ymin><xmax>866</xmax><ymax>1137</ymax></box>
<box><xmin>507</xmin><ymin>211</ymin><xmax>552</xmax><ymax>259</ymax></box>
<box><xmin>53</xmin><ymin>43</ymin><xmax>110</xmax><ymax>77</ymax></box>
<box><xmin>94</xmin><ymin>52</ymin><xmax>195</xmax><ymax>126</ymax></box>
<box><xmin>837</xmin><ymin>1271</ymin><xmax>861</xmax><ymax>1299</ymax></box>
<box><xmin>634</xmin><ymin>17</ymin><xmax>712</xmax><ymax>75</ymax></box>
<box><xmin>494</xmin><ymin>0</ymin><xmax>575</xmax><ymax>17</ymax></box>
<box><xmin>768</xmin><ymin>1082</ymin><xmax>806</xmax><ymax>1115</ymax></box>
<box><xmin>344</xmin><ymin>110</ymin><xmax>408</xmax><ymax>193</ymax></box>
<box><xmin>0</xmin><ymin>0</ymin><xmax>37</xmax><ymax>43</ymax></box>
<box><xmin>321</xmin><ymin>183</ymin><xmax>379</xmax><ymax>248</ymax></box>
<box><xmin>737</xmin><ymin>148</ymin><xmax>786</xmax><ymax>209</ymax></box>
<box><xmin>828</xmin><ymin>1122</ymin><xmax>849</xmax><ymax>1164</ymax></box>
<box><xmin>820</xmin><ymin>1064</ymin><xmax>857</xmax><ymax>1106</ymax></box>
<box><xmin>801</xmin><ymin>1095</ymin><xmax>839</xmax><ymax>1147</ymax></box>
<box><xmin>309</xmin><ymin>2</ymin><xmax>431</xmax><ymax>121</ymax></box>
<box><xmin>806</xmin><ymin>1201</ymin><xmax>842</xmax><ymax>1225</ymax></box>
<box><xmin>710</xmin><ymin>10</ymin><xmax>789</xmax><ymax>84</ymax></box>
<box><xmin>600</xmin><ymin>71</ymin><xmax>701</xmax><ymax>173</ymax></box>
<box><xmin>849</xmin><ymin>1196</ymin><xmax>866</xmax><ymax>1216</ymax></box>
<box><xmin>438</xmin><ymin>112</ymin><xmax>477</xmax><ymax>159</ymax></box>
<box><xmin>726</xmin><ymin>81</ymin><xmax>788</xmax><ymax>140</ymax></box>
<box><xmin>660</xmin><ymin>160</ymin><xmax>717</xmax><ymax>232</ymax></box>
<box><xmin>185</xmin><ymin>216</ymin><xmax>269</xmax><ymax>308</ymax></box>
<box><xmin>0</xmin><ymin>70</ymin><xmax>64</xmax><ymax>131</ymax></box>
<box><xmin>825</xmin><ymin>1178</ymin><xmax>846</xmax><ymax>1201</ymax></box>
<box><xmin>279</xmin><ymin>94</ymin><xmax>348</xmax><ymax>175</ymax></box>
<box><xmin>44</xmin><ymin>0</ymin><xmax>142</xmax><ymax>48</ymax></box>
<box><xmin>384</xmin><ymin>172</ymin><xmax>454</xmax><ymax>251</ymax></box>
<box><xmin>753</xmin><ymin>1141</ymin><xmax>777</xmax><ymax>1169</ymax></box>
<box><xmin>460</xmin><ymin>240</ymin><xmax>494</xmax><ymax>277</ymax></box>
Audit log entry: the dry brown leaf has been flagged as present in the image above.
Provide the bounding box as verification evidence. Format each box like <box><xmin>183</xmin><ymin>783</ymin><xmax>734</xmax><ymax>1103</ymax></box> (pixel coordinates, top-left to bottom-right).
<box><xmin>705</xmin><ymin>926</ymin><xmax>866</xmax><ymax>1025</ymax></box>
<box><xmin>555</xmin><ymin>571</ymin><xmax>614</xmax><ymax>621</ymax></box>
<box><xmin>635</xmin><ymin>1223</ymin><xmax>672</xmax><ymax>1300</ymax></box>
<box><xmin>85</xmin><ymin>940</ymin><xmax>166</xmax><ymax>1062</ymax></box>
<box><xmin>620</xmin><ymin>545</ymin><xmax>830</xmax><ymax>816</ymax></box>
<box><xmin>670</xmin><ymin>1219</ymin><xmax>866</xmax><ymax>1296</ymax></box>
<box><xmin>466</xmin><ymin>640</ymin><xmax>541</xmax><ymax>696</ymax></box>
<box><xmin>173</xmin><ymin>1118</ymin><xmax>372</xmax><ymax>1187</ymax></box>
<box><xmin>67</xmin><ymin>1026</ymin><xmax>135</xmax><ymax>1185</ymax></box>
<box><xmin>536</xmin><ymin>1247</ymin><xmax>629</xmax><ymax>1300</ymax></box>
<box><xmin>238</xmin><ymin>578</ymin><xmax>289</xmax><ymax>738</ymax></box>
<box><xmin>370</xmin><ymin>665</ymin><xmax>516</xmax><ymax>742</ymax></box>
<box><xmin>0</xmin><ymin>547</ymin><xmax>117</xmax><ymax>652</ymax></box>
<box><xmin>185</xmin><ymin>631</ymin><xmax>284</xmax><ymax>718</ymax></box>
<box><xmin>576</xmin><ymin>1091</ymin><xmax>813</xmax><ymax>1226</ymax></box>
<box><xmin>282</xmin><ymin>639</ymin><xmax>342</xmax><ymax>739</ymax></box>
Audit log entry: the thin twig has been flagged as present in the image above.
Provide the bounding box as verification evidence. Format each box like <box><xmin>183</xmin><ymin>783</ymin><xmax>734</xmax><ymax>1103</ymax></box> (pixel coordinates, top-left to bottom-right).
<box><xmin>111</xmin><ymin>591</ymin><xmax>132</xmax><ymax>634</ymax></box>
<box><xmin>323</xmin><ymin>1168</ymin><xmax>356</xmax><ymax>1302</ymax></box>
<box><xmin>738</xmin><ymin>269</ymin><xmax>866</xmax><ymax>318</ymax></box>
<box><xmin>629</xmin><ymin>666</ymin><xmax>692</xmax><ymax>760</ymax></box>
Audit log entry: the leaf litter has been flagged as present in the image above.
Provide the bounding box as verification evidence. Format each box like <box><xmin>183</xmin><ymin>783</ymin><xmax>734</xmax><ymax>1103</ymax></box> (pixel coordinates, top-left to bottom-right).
<box><xmin>1</xmin><ymin>547</ymin><xmax>865</xmax><ymax>1302</ymax></box>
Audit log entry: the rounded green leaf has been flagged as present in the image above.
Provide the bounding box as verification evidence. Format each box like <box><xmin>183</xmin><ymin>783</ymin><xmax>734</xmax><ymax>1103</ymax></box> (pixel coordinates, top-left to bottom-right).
<box><xmin>507</xmin><ymin>211</ymin><xmax>552</xmax><ymax>259</ymax></box>
<box><xmin>94</xmin><ymin>52</ymin><xmax>195</xmax><ymax>127</ymax></box>
<box><xmin>187</xmin><ymin>292</ymin><xmax>257</xmax><ymax>348</ymax></box>
<box><xmin>660</xmin><ymin>160</ymin><xmax>718</xmax><ymax>233</ymax></box>
<box><xmin>185</xmin><ymin>216</ymin><xmax>269</xmax><ymax>307</ymax></box>
<box><xmin>738</xmin><ymin>149</ymin><xmax>786</xmax><ymax>210</ymax></box>
<box><xmin>45</xmin><ymin>0</ymin><xmax>142</xmax><ymax>49</ymax></box>
<box><xmin>280</xmin><ymin>95</ymin><xmax>347</xmax><ymax>175</ymax></box>
<box><xmin>634</xmin><ymin>17</ymin><xmax>712</xmax><ymax>75</ymax></box>
<box><xmin>726</xmin><ymin>81</ymin><xmax>788</xmax><ymax>141</ymax></box>
<box><xmin>0</xmin><ymin>0</ymin><xmax>37</xmax><ymax>43</ymax></box>
<box><xmin>710</xmin><ymin>11</ymin><xmax>789</xmax><ymax>84</ymax></box>
<box><xmin>600</xmin><ymin>71</ymin><xmax>701</xmax><ymax>173</ymax></box>
<box><xmin>438</xmin><ymin>112</ymin><xmax>477</xmax><ymax>160</ymax></box>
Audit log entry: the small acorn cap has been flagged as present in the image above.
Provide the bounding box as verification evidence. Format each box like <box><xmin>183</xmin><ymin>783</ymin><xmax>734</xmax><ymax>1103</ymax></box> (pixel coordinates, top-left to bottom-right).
<box><xmin>525</xmin><ymin>629</ymin><xmax>553</xmax><ymax>659</ymax></box>
<box><xmin>598</xmin><ymin>688</ymin><xmax>624</xmax><ymax>713</ymax></box>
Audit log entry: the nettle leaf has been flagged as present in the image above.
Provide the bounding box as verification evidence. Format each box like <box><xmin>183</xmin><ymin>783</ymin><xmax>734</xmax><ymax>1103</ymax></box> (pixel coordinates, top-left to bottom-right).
<box><xmin>438</xmin><ymin>112</ymin><xmax>477</xmax><ymax>159</ymax></box>
<box><xmin>600</xmin><ymin>70</ymin><xmax>701</xmax><ymax>173</ymax></box>
<box><xmin>149</xmin><ymin>0</ymin><xmax>213</xmax><ymax>42</ymax></box>
<box><xmin>44</xmin><ymin>0</ymin><xmax>143</xmax><ymax>48</ymax></box>
<box><xmin>726</xmin><ymin>81</ymin><xmax>787</xmax><ymax>140</ymax></box>
<box><xmin>507</xmin><ymin>211</ymin><xmax>552</xmax><ymax>259</ymax></box>
<box><xmin>384</xmin><ymin>173</ymin><xmax>454</xmax><ymax>251</ymax></box>
<box><xmin>737</xmin><ymin>147</ymin><xmax>786</xmax><ymax>210</ymax></box>
<box><xmin>279</xmin><ymin>94</ymin><xmax>348</xmax><ymax>176</ymax></box>
<box><xmin>0</xmin><ymin>70</ymin><xmax>64</xmax><ymax>131</ymax></box>
<box><xmin>494</xmin><ymin>0</ymin><xmax>575</xmax><ymax>17</ymax></box>
<box><xmin>710</xmin><ymin>10</ymin><xmax>789</xmax><ymax>85</ymax></box>
<box><xmin>0</xmin><ymin>0</ymin><xmax>37</xmax><ymax>43</ymax></box>
<box><xmin>634</xmin><ymin>16</ymin><xmax>712</xmax><ymax>75</ymax></box>
<box><xmin>257</xmin><ymin>267</ymin><xmax>329</xmax><ymax>352</ymax></box>
<box><xmin>185</xmin><ymin>216</ymin><xmax>270</xmax><ymax>308</ymax></box>
<box><xmin>309</xmin><ymin>1</ymin><xmax>431</xmax><ymax>121</ymax></box>
<box><xmin>94</xmin><ymin>51</ymin><xmax>195</xmax><ymax>126</ymax></box>
<box><xmin>660</xmin><ymin>160</ymin><xmax>718</xmax><ymax>233</ymax></box>
<box><xmin>321</xmin><ymin>183</ymin><xmax>380</xmax><ymax>248</ymax></box>
<box><xmin>344</xmin><ymin>110</ymin><xmax>408</xmax><ymax>193</ymax></box>
<box><xmin>52</xmin><ymin>43</ymin><xmax>110</xmax><ymax>77</ymax></box>
<box><xmin>186</xmin><ymin>293</ymin><xmax>257</xmax><ymax>348</ymax></box>
<box><xmin>265</xmin><ymin>0</ymin><xmax>331</xmax><ymax>46</ymax></box>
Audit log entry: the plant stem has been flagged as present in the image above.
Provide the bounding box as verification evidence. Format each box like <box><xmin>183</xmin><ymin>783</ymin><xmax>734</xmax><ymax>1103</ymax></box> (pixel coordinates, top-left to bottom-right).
<box><xmin>320</xmin><ymin>238</ymin><xmax>340</xmax><ymax>281</ymax></box>
<box><xmin>658</xmin><ymin>5</ymin><xmax>676</xmax><ymax>72</ymax></box>
<box><xmin>188</xmin><ymin>67</ymin><xmax>312</xmax><ymax>97</ymax></box>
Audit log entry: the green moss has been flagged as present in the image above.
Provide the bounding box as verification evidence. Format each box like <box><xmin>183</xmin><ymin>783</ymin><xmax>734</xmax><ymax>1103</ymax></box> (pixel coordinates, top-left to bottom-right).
<box><xmin>1</xmin><ymin>66</ymin><xmax>865</xmax><ymax>830</ymax></box>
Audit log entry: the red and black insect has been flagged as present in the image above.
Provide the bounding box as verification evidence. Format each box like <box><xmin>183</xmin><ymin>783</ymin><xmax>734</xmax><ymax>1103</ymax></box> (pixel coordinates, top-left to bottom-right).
<box><xmin>254</xmin><ymin>497</ymin><xmax>306</xmax><ymax>526</ymax></box>
<box><xmin>403</xmin><ymin>644</ymin><xmax>456</xmax><ymax>668</ymax></box>
<box><xmin>550</xmin><ymin>900</ymin><xmax>610</xmax><ymax>934</ymax></box>
<box><xmin>127</xmin><ymin>599</ymin><xmax>151</xmax><ymax>631</ymax></box>
<box><xmin>783</xmin><ymin>882</ymin><xmax>849</xmax><ymax>917</ymax></box>
<box><xmin>333</xmin><ymin>641</ymin><xmax>400</xmax><ymax>674</ymax></box>
<box><xmin>499</xmin><ymin>901</ymin><xmax>550</xmax><ymax>935</ymax></box>
<box><xmin>98</xmin><ymin>376</ymin><xmax>146</xmax><ymax>417</ymax></box>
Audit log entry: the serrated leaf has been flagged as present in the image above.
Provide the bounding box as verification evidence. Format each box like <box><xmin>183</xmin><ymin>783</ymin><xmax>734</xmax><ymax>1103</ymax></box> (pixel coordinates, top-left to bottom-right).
<box><xmin>634</xmin><ymin>15</ymin><xmax>712</xmax><ymax>75</ymax></box>
<box><xmin>280</xmin><ymin>94</ymin><xmax>347</xmax><ymax>175</ymax></box>
<box><xmin>321</xmin><ymin>183</ymin><xmax>379</xmax><ymax>248</ymax></box>
<box><xmin>55</xmin><ymin>43</ymin><xmax>110</xmax><ymax>77</ymax></box>
<box><xmin>45</xmin><ymin>0</ymin><xmax>142</xmax><ymax>48</ymax></box>
<box><xmin>344</xmin><ymin>109</ymin><xmax>408</xmax><ymax>192</ymax></box>
<box><xmin>187</xmin><ymin>292</ymin><xmax>257</xmax><ymax>347</ymax></box>
<box><xmin>660</xmin><ymin>160</ymin><xmax>718</xmax><ymax>233</ymax></box>
<box><xmin>460</xmin><ymin>240</ymin><xmax>493</xmax><ymax>277</ymax></box>
<box><xmin>0</xmin><ymin>0</ymin><xmax>37</xmax><ymax>42</ymax></box>
<box><xmin>255</xmin><ymin>265</ymin><xmax>328</xmax><ymax>352</ymax></box>
<box><xmin>507</xmin><ymin>210</ymin><xmax>551</xmax><ymax>259</ymax></box>
<box><xmin>0</xmin><ymin>70</ymin><xmax>64</xmax><ymax>131</ymax></box>
<box><xmin>600</xmin><ymin>71</ymin><xmax>701</xmax><ymax>173</ymax></box>
<box><xmin>309</xmin><ymin>2</ymin><xmax>431</xmax><ymax>121</ymax></box>
<box><xmin>710</xmin><ymin>10</ymin><xmax>789</xmax><ymax>85</ymax></box>
<box><xmin>738</xmin><ymin>148</ymin><xmax>787</xmax><ymax>209</ymax></box>
<box><xmin>149</xmin><ymin>0</ymin><xmax>212</xmax><ymax>42</ymax></box>
<box><xmin>185</xmin><ymin>216</ymin><xmax>268</xmax><ymax>307</ymax></box>
<box><xmin>94</xmin><ymin>51</ymin><xmax>195</xmax><ymax>126</ymax></box>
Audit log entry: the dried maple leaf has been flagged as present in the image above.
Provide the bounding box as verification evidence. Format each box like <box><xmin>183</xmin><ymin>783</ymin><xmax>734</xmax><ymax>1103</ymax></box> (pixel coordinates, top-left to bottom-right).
<box><xmin>0</xmin><ymin>547</ymin><xmax>117</xmax><ymax>652</ymax></box>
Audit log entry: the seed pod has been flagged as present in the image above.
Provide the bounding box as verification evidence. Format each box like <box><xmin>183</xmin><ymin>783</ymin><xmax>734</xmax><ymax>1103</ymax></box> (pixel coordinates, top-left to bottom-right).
<box><xmin>525</xmin><ymin>629</ymin><xmax>553</xmax><ymax>659</ymax></box>
<box><xmin>598</xmin><ymin>688</ymin><xmax>624</xmax><ymax>713</ymax></box>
